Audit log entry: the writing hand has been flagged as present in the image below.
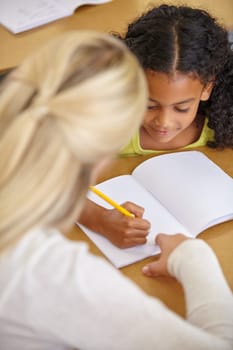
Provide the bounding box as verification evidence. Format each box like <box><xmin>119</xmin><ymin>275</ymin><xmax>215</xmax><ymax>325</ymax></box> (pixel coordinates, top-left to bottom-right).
<box><xmin>101</xmin><ymin>201</ymin><xmax>151</xmax><ymax>248</ymax></box>
<box><xmin>78</xmin><ymin>199</ymin><xmax>150</xmax><ymax>248</ymax></box>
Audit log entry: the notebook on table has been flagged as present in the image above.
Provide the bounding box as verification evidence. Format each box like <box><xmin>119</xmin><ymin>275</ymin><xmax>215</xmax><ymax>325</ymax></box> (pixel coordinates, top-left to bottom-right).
<box><xmin>78</xmin><ymin>151</ymin><xmax>233</xmax><ymax>268</ymax></box>
<box><xmin>0</xmin><ymin>0</ymin><xmax>111</xmax><ymax>34</ymax></box>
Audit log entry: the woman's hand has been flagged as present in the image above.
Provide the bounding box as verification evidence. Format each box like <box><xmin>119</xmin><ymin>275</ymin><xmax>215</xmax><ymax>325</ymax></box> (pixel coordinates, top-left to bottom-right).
<box><xmin>142</xmin><ymin>233</ymin><xmax>189</xmax><ymax>277</ymax></box>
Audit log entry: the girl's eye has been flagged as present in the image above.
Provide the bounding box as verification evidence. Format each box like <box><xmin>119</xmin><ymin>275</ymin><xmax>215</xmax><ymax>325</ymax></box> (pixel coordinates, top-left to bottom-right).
<box><xmin>175</xmin><ymin>107</ymin><xmax>190</xmax><ymax>113</ymax></box>
<box><xmin>147</xmin><ymin>105</ymin><xmax>159</xmax><ymax>110</ymax></box>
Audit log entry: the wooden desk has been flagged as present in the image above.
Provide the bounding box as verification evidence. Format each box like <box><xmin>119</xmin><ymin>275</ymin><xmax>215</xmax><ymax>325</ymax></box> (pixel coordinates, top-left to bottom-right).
<box><xmin>1</xmin><ymin>0</ymin><xmax>233</xmax><ymax>317</ymax></box>
<box><xmin>67</xmin><ymin>147</ymin><xmax>233</xmax><ymax>317</ymax></box>
<box><xmin>0</xmin><ymin>0</ymin><xmax>233</xmax><ymax>71</ymax></box>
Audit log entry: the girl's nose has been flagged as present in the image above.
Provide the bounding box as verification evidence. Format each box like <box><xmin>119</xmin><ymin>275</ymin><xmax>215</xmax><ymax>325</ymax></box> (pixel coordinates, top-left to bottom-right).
<box><xmin>153</xmin><ymin>110</ymin><xmax>170</xmax><ymax>128</ymax></box>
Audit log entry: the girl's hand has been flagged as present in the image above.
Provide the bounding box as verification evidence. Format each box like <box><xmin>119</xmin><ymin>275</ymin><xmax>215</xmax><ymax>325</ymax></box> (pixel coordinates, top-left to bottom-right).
<box><xmin>101</xmin><ymin>201</ymin><xmax>151</xmax><ymax>248</ymax></box>
<box><xmin>78</xmin><ymin>200</ymin><xmax>150</xmax><ymax>248</ymax></box>
<box><xmin>142</xmin><ymin>233</ymin><xmax>189</xmax><ymax>277</ymax></box>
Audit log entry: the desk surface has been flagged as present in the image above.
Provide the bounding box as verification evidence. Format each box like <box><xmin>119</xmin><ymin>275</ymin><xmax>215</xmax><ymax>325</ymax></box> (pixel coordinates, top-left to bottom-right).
<box><xmin>1</xmin><ymin>0</ymin><xmax>233</xmax><ymax>317</ymax></box>
<box><xmin>67</xmin><ymin>147</ymin><xmax>233</xmax><ymax>317</ymax></box>
<box><xmin>1</xmin><ymin>0</ymin><xmax>233</xmax><ymax>71</ymax></box>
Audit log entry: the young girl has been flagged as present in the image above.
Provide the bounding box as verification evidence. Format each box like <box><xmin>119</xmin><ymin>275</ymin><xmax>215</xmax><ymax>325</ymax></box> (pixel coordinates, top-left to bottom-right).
<box><xmin>78</xmin><ymin>4</ymin><xmax>233</xmax><ymax>248</ymax></box>
<box><xmin>0</xmin><ymin>30</ymin><xmax>232</xmax><ymax>350</ymax></box>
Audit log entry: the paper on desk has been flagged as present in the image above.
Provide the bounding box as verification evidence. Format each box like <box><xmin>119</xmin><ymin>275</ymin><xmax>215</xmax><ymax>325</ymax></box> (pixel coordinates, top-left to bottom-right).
<box><xmin>0</xmin><ymin>0</ymin><xmax>112</xmax><ymax>34</ymax></box>
<box><xmin>78</xmin><ymin>175</ymin><xmax>190</xmax><ymax>268</ymax></box>
<box><xmin>78</xmin><ymin>151</ymin><xmax>233</xmax><ymax>268</ymax></box>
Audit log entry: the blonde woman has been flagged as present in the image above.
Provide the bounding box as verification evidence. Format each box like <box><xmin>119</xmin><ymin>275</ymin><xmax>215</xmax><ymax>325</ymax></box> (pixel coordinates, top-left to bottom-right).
<box><xmin>0</xmin><ymin>31</ymin><xmax>232</xmax><ymax>350</ymax></box>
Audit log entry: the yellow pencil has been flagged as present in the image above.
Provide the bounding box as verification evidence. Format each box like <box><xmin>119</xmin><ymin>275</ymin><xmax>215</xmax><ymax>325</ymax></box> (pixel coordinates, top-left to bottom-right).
<box><xmin>89</xmin><ymin>186</ymin><xmax>134</xmax><ymax>218</ymax></box>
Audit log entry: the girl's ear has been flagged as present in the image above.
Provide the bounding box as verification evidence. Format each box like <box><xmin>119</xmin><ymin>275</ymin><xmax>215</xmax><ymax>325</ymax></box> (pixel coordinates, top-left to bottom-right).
<box><xmin>200</xmin><ymin>81</ymin><xmax>214</xmax><ymax>101</ymax></box>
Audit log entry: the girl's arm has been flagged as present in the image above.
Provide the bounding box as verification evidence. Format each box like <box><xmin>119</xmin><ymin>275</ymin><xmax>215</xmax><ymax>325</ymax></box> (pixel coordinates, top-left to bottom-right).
<box><xmin>78</xmin><ymin>198</ymin><xmax>150</xmax><ymax>248</ymax></box>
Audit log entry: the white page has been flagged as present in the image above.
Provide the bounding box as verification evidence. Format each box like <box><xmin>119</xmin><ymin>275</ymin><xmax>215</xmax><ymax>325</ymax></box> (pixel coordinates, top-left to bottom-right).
<box><xmin>56</xmin><ymin>0</ymin><xmax>112</xmax><ymax>14</ymax></box>
<box><xmin>0</xmin><ymin>0</ymin><xmax>112</xmax><ymax>34</ymax></box>
<box><xmin>78</xmin><ymin>151</ymin><xmax>233</xmax><ymax>268</ymax></box>
<box><xmin>132</xmin><ymin>151</ymin><xmax>233</xmax><ymax>234</ymax></box>
<box><xmin>78</xmin><ymin>175</ymin><xmax>189</xmax><ymax>268</ymax></box>
<box><xmin>0</xmin><ymin>0</ymin><xmax>69</xmax><ymax>34</ymax></box>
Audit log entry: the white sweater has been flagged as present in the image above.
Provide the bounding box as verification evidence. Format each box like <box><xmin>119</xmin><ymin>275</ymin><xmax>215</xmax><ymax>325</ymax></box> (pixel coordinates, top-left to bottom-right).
<box><xmin>0</xmin><ymin>228</ymin><xmax>232</xmax><ymax>350</ymax></box>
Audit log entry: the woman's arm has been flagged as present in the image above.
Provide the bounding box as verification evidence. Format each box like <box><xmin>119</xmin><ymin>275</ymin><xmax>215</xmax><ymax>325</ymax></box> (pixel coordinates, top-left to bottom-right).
<box><xmin>143</xmin><ymin>234</ymin><xmax>233</xmax><ymax>347</ymax></box>
<box><xmin>5</xmin><ymin>230</ymin><xmax>233</xmax><ymax>349</ymax></box>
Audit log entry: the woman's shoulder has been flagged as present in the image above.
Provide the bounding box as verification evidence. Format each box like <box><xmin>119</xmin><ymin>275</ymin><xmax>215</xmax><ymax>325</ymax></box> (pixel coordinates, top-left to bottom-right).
<box><xmin>0</xmin><ymin>228</ymin><xmax>90</xmax><ymax>278</ymax></box>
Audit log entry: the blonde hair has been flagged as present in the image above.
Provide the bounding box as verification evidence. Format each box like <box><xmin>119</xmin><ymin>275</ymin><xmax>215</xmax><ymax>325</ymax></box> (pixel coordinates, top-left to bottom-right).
<box><xmin>0</xmin><ymin>31</ymin><xmax>147</xmax><ymax>250</ymax></box>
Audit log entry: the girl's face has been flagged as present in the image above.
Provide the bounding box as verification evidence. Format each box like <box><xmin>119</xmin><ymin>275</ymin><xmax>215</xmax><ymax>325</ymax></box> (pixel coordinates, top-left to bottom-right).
<box><xmin>142</xmin><ymin>70</ymin><xmax>213</xmax><ymax>148</ymax></box>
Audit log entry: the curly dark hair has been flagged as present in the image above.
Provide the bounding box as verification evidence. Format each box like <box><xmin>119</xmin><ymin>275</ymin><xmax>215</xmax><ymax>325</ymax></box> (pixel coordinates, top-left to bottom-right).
<box><xmin>120</xmin><ymin>4</ymin><xmax>233</xmax><ymax>148</ymax></box>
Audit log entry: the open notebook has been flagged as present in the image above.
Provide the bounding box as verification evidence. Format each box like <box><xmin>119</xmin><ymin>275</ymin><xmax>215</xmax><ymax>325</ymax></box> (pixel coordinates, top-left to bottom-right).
<box><xmin>0</xmin><ymin>0</ymin><xmax>111</xmax><ymax>34</ymax></box>
<box><xmin>78</xmin><ymin>151</ymin><xmax>233</xmax><ymax>268</ymax></box>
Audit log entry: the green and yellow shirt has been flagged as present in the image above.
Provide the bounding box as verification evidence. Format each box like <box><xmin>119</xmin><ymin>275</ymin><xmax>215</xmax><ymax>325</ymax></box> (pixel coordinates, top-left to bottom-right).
<box><xmin>120</xmin><ymin>118</ymin><xmax>214</xmax><ymax>157</ymax></box>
